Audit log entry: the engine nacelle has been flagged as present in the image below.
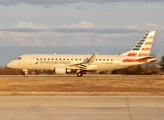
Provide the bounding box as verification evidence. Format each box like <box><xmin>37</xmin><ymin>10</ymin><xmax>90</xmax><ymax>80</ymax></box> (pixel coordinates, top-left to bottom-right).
<box><xmin>54</xmin><ymin>66</ymin><xmax>71</xmax><ymax>74</ymax></box>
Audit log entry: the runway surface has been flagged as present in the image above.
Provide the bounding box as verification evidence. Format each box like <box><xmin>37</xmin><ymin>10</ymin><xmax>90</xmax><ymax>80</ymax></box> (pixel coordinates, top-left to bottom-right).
<box><xmin>1</xmin><ymin>96</ymin><xmax>164</xmax><ymax>120</ymax></box>
<box><xmin>0</xmin><ymin>74</ymin><xmax>164</xmax><ymax>79</ymax></box>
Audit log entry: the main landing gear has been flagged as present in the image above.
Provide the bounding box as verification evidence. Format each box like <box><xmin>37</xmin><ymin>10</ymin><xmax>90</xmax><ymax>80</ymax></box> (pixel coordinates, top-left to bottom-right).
<box><xmin>22</xmin><ymin>69</ymin><xmax>28</xmax><ymax>77</ymax></box>
<box><xmin>77</xmin><ymin>72</ymin><xmax>83</xmax><ymax>77</ymax></box>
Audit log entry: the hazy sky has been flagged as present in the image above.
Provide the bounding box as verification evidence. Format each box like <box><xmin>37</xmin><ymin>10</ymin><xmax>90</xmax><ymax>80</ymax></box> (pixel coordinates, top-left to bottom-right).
<box><xmin>0</xmin><ymin>0</ymin><xmax>164</xmax><ymax>66</ymax></box>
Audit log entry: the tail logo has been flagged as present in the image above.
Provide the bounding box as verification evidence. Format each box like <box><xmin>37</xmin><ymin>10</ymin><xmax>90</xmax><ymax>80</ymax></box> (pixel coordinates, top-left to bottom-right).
<box><xmin>121</xmin><ymin>31</ymin><xmax>155</xmax><ymax>57</ymax></box>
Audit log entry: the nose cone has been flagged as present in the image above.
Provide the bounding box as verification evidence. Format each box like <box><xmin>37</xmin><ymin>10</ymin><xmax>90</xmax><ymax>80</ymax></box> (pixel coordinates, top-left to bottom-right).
<box><xmin>7</xmin><ymin>62</ymin><xmax>13</xmax><ymax>68</ymax></box>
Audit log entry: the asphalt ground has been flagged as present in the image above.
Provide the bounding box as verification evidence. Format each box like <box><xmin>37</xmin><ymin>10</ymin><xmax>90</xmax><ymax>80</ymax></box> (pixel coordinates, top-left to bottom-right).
<box><xmin>1</xmin><ymin>96</ymin><xmax>164</xmax><ymax>120</ymax></box>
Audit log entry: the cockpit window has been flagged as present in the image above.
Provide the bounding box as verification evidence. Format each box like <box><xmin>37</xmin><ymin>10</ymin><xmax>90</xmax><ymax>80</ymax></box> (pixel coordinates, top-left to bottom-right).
<box><xmin>18</xmin><ymin>57</ymin><xmax>22</xmax><ymax>60</ymax></box>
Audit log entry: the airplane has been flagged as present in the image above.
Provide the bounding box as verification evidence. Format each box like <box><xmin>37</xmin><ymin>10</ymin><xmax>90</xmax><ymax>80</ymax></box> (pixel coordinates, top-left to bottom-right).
<box><xmin>7</xmin><ymin>31</ymin><xmax>157</xmax><ymax>77</ymax></box>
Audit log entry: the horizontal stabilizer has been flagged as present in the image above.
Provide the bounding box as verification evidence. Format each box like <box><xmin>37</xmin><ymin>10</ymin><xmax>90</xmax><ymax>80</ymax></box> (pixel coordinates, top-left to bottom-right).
<box><xmin>135</xmin><ymin>56</ymin><xmax>157</xmax><ymax>62</ymax></box>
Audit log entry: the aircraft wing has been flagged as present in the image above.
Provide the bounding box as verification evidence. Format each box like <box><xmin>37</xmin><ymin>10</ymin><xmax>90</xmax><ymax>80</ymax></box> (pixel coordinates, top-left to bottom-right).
<box><xmin>67</xmin><ymin>53</ymin><xmax>97</xmax><ymax>70</ymax></box>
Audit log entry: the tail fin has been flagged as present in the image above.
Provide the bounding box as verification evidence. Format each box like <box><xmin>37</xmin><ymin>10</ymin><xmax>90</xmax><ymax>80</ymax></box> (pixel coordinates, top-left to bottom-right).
<box><xmin>120</xmin><ymin>31</ymin><xmax>155</xmax><ymax>57</ymax></box>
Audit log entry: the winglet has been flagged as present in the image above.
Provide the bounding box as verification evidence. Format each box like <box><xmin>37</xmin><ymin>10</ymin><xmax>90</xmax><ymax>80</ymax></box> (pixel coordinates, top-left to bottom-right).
<box><xmin>86</xmin><ymin>52</ymin><xmax>97</xmax><ymax>64</ymax></box>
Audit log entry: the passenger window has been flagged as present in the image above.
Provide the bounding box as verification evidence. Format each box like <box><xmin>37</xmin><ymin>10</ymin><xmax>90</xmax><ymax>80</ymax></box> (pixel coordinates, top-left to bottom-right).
<box><xmin>48</xmin><ymin>58</ymin><xmax>50</xmax><ymax>60</ymax></box>
<box><xmin>52</xmin><ymin>58</ymin><xmax>54</xmax><ymax>60</ymax></box>
<box><xmin>44</xmin><ymin>58</ymin><xmax>46</xmax><ymax>60</ymax></box>
<box><xmin>40</xmin><ymin>58</ymin><xmax>42</xmax><ymax>60</ymax></box>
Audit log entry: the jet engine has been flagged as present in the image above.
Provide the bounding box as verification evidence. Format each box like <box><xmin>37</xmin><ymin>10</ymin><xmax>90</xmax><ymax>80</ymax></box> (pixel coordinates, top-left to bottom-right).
<box><xmin>54</xmin><ymin>66</ymin><xmax>71</xmax><ymax>74</ymax></box>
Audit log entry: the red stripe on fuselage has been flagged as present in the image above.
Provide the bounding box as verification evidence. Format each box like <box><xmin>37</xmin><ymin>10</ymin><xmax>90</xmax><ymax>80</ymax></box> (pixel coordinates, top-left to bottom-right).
<box><xmin>123</xmin><ymin>59</ymin><xmax>147</xmax><ymax>63</ymax></box>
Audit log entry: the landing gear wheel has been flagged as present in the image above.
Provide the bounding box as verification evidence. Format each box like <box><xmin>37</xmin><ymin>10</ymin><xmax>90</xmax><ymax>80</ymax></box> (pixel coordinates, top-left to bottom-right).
<box><xmin>24</xmin><ymin>73</ymin><xmax>28</xmax><ymax>77</ymax></box>
<box><xmin>22</xmin><ymin>69</ymin><xmax>28</xmax><ymax>77</ymax></box>
<box><xmin>77</xmin><ymin>72</ymin><xmax>83</xmax><ymax>77</ymax></box>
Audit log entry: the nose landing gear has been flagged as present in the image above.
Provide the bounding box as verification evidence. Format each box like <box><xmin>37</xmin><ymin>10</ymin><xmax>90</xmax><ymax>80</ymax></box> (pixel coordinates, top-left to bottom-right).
<box><xmin>22</xmin><ymin>69</ymin><xmax>28</xmax><ymax>77</ymax></box>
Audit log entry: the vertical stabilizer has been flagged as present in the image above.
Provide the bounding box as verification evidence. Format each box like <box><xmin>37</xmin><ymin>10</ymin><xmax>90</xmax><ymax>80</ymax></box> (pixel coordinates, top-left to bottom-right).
<box><xmin>120</xmin><ymin>31</ymin><xmax>155</xmax><ymax>56</ymax></box>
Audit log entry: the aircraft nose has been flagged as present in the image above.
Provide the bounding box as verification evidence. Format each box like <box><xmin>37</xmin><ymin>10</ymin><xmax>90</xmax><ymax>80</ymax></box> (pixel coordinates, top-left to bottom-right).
<box><xmin>7</xmin><ymin>62</ymin><xmax>12</xmax><ymax>68</ymax></box>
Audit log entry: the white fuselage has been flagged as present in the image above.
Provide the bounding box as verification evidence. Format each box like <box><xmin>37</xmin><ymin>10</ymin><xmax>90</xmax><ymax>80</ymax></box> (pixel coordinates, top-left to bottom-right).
<box><xmin>7</xmin><ymin>54</ymin><xmax>150</xmax><ymax>71</ymax></box>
